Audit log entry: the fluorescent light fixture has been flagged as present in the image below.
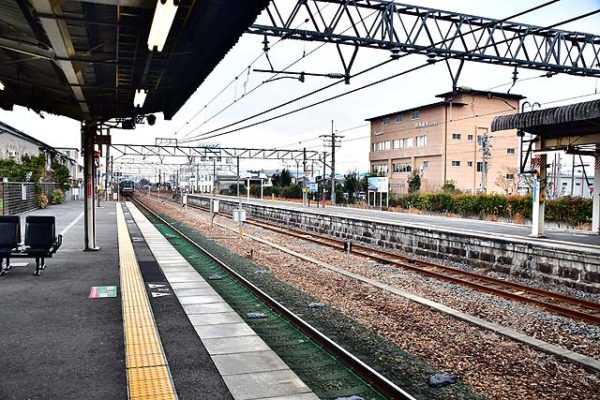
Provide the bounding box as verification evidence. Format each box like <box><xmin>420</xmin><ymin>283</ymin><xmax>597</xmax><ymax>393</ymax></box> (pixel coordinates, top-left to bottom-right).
<box><xmin>147</xmin><ymin>0</ymin><xmax>179</xmax><ymax>52</ymax></box>
<box><xmin>0</xmin><ymin>80</ymin><xmax>4</xmax><ymax>90</ymax></box>
<box><xmin>134</xmin><ymin>89</ymin><xmax>148</xmax><ymax>108</ymax></box>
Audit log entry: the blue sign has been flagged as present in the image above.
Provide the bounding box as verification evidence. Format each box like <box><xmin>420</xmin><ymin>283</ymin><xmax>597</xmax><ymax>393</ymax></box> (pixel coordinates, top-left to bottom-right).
<box><xmin>307</xmin><ymin>177</ymin><xmax>318</xmax><ymax>193</ymax></box>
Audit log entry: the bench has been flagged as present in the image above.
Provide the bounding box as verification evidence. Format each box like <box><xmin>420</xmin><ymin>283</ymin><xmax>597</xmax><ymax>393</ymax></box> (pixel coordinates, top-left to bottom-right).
<box><xmin>0</xmin><ymin>216</ymin><xmax>63</xmax><ymax>276</ymax></box>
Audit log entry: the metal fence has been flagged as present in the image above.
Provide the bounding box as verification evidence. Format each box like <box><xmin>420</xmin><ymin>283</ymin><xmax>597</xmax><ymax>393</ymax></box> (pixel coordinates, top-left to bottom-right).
<box><xmin>0</xmin><ymin>182</ymin><xmax>63</xmax><ymax>215</ymax></box>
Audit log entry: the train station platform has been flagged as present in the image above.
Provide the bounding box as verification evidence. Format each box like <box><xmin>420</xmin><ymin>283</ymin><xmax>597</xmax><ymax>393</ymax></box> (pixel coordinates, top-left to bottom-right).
<box><xmin>186</xmin><ymin>194</ymin><xmax>600</xmax><ymax>287</ymax></box>
<box><xmin>0</xmin><ymin>201</ymin><xmax>317</xmax><ymax>400</ymax></box>
<box><xmin>210</xmin><ymin>195</ymin><xmax>600</xmax><ymax>248</ymax></box>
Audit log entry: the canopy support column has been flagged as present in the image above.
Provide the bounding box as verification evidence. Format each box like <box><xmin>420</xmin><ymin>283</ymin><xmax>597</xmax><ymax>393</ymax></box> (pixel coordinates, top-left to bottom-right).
<box><xmin>530</xmin><ymin>154</ymin><xmax>547</xmax><ymax>237</ymax></box>
<box><xmin>83</xmin><ymin>121</ymin><xmax>99</xmax><ymax>251</ymax></box>
<box><xmin>593</xmin><ymin>148</ymin><xmax>600</xmax><ymax>234</ymax></box>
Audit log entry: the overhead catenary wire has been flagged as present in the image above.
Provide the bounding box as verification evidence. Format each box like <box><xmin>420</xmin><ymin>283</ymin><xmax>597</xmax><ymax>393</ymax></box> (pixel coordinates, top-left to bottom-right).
<box><xmin>172</xmin><ymin>5</ymin><xmax>330</xmax><ymax>136</ymax></box>
<box><xmin>175</xmin><ymin>2</ymin><xmax>338</xmax><ymax>138</ymax></box>
<box><xmin>180</xmin><ymin>0</ymin><xmax>567</xmax><ymax>144</ymax></box>
<box><xmin>178</xmin><ymin>6</ymin><xmax>381</xmax><ymax>140</ymax></box>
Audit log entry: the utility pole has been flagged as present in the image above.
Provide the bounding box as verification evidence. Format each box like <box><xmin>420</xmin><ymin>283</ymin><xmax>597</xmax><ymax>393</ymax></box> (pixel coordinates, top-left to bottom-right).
<box><xmin>302</xmin><ymin>148</ymin><xmax>307</xmax><ymax>207</ymax></box>
<box><xmin>320</xmin><ymin>121</ymin><xmax>343</xmax><ymax>206</ymax></box>
<box><xmin>210</xmin><ymin>157</ymin><xmax>216</xmax><ymax>227</ymax></box>
<box><xmin>479</xmin><ymin>131</ymin><xmax>491</xmax><ymax>193</ymax></box>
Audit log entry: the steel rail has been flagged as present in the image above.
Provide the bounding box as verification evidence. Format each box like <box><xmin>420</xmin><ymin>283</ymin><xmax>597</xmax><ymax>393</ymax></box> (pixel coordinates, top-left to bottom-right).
<box><xmin>246</xmin><ymin>219</ymin><xmax>600</xmax><ymax>326</ymax></box>
<box><xmin>131</xmin><ymin>197</ymin><xmax>416</xmax><ymax>400</ymax></box>
<box><xmin>176</xmin><ymin>195</ymin><xmax>600</xmax><ymax>326</ymax></box>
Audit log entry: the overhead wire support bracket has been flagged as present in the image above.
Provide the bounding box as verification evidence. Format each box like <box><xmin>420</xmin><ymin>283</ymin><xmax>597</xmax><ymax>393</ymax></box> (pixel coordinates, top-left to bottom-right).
<box><xmin>253</xmin><ymin>68</ymin><xmax>345</xmax><ymax>81</ymax></box>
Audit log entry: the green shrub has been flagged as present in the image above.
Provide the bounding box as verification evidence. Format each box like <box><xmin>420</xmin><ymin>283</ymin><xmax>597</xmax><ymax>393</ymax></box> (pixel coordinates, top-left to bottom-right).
<box><xmin>507</xmin><ymin>194</ymin><xmax>532</xmax><ymax>219</ymax></box>
<box><xmin>546</xmin><ymin>196</ymin><xmax>592</xmax><ymax>225</ymax></box>
<box><xmin>38</xmin><ymin>192</ymin><xmax>49</xmax><ymax>209</ymax></box>
<box><xmin>281</xmin><ymin>184</ymin><xmax>302</xmax><ymax>199</ymax></box>
<box><xmin>388</xmin><ymin>192</ymin><xmax>591</xmax><ymax>226</ymax></box>
<box><xmin>50</xmin><ymin>188</ymin><xmax>65</xmax><ymax>205</ymax></box>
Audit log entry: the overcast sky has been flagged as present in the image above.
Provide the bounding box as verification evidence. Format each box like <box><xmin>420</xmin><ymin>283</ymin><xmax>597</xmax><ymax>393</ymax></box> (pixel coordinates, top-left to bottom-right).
<box><xmin>1</xmin><ymin>0</ymin><xmax>599</xmax><ymax>177</ymax></box>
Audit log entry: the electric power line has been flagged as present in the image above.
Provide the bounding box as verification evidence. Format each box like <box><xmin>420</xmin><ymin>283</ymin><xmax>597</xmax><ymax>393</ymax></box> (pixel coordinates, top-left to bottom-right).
<box><xmin>181</xmin><ymin>0</ymin><xmax>567</xmax><ymax>143</ymax></box>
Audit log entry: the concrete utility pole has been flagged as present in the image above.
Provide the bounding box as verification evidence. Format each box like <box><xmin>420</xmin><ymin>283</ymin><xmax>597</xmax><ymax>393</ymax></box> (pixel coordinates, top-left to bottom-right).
<box><xmin>320</xmin><ymin>121</ymin><xmax>343</xmax><ymax>206</ymax></box>
<box><xmin>479</xmin><ymin>131</ymin><xmax>491</xmax><ymax>193</ymax></box>
<box><xmin>302</xmin><ymin>148</ymin><xmax>307</xmax><ymax>207</ymax></box>
<box><xmin>210</xmin><ymin>157</ymin><xmax>215</xmax><ymax>227</ymax></box>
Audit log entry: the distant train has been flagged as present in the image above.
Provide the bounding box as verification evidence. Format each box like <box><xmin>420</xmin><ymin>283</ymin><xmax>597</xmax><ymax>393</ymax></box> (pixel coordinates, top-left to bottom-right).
<box><xmin>119</xmin><ymin>179</ymin><xmax>135</xmax><ymax>197</ymax></box>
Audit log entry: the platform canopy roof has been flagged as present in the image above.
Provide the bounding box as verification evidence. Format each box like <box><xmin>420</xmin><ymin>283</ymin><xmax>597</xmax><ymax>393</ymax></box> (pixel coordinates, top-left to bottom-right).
<box><xmin>0</xmin><ymin>0</ymin><xmax>269</xmax><ymax>122</ymax></box>
<box><xmin>491</xmin><ymin>99</ymin><xmax>600</xmax><ymax>152</ymax></box>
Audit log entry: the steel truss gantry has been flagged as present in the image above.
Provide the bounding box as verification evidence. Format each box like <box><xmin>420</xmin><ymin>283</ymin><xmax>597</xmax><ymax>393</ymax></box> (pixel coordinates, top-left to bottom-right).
<box><xmin>249</xmin><ymin>0</ymin><xmax>600</xmax><ymax>78</ymax></box>
<box><xmin>109</xmin><ymin>144</ymin><xmax>321</xmax><ymax>162</ymax></box>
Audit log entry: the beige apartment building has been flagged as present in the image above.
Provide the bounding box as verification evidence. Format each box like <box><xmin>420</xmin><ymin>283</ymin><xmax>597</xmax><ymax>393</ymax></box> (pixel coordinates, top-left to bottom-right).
<box><xmin>367</xmin><ymin>88</ymin><xmax>524</xmax><ymax>194</ymax></box>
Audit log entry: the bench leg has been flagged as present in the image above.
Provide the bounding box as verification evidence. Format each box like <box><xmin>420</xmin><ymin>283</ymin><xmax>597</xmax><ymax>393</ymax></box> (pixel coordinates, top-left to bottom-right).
<box><xmin>34</xmin><ymin>257</ymin><xmax>41</xmax><ymax>276</ymax></box>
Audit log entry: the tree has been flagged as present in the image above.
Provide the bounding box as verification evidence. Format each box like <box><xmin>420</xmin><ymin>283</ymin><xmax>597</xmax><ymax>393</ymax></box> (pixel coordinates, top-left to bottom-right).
<box><xmin>441</xmin><ymin>180</ymin><xmax>458</xmax><ymax>194</ymax></box>
<box><xmin>408</xmin><ymin>171</ymin><xmax>421</xmax><ymax>193</ymax></box>
<box><xmin>359</xmin><ymin>175</ymin><xmax>368</xmax><ymax>193</ymax></box>
<box><xmin>270</xmin><ymin>171</ymin><xmax>281</xmax><ymax>187</ymax></box>
<box><xmin>343</xmin><ymin>171</ymin><xmax>359</xmax><ymax>203</ymax></box>
<box><xmin>495</xmin><ymin>167</ymin><xmax>519</xmax><ymax>195</ymax></box>
<box><xmin>52</xmin><ymin>161</ymin><xmax>71</xmax><ymax>189</ymax></box>
<box><xmin>280</xmin><ymin>168</ymin><xmax>292</xmax><ymax>187</ymax></box>
<box><xmin>0</xmin><ymin>154</ymin><xmax>45</xmax><ymax>182</ymax></box>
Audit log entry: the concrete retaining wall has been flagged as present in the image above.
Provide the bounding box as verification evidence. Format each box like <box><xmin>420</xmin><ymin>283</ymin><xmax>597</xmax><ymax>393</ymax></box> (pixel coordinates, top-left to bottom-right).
<box><xmin>189</xmin><ymin>195</ymin><xmax>600</xmax><ymax>290</ymax></box>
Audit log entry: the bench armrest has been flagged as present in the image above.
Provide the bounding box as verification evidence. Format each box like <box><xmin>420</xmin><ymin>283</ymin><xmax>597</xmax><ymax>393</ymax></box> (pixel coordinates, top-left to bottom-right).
<box><xmin>52</xmin><ymin>234</ymin><xmax>63</xmax><ymax>253</ymax></box>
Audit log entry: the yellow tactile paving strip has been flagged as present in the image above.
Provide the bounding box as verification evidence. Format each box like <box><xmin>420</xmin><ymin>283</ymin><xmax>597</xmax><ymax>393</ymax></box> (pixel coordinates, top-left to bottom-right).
<box><xmin>117</xmin><ymin>204</ymin><xmax>178</xmax><ymax>400</ymax></box>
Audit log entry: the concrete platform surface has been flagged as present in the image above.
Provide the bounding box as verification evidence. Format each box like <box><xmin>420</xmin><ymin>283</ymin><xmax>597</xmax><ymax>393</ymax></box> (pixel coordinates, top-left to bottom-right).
<box><xmin>0</xmin><ymin>201</ymin><xmax>127</xmax><ymax>400</ymax></box>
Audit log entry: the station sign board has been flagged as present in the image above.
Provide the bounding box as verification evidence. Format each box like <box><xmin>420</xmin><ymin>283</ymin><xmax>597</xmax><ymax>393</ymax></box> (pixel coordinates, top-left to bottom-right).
<box><xmin>307</xmin><ymin>177</ymin><xmax>319</xmax><ymax>193</ymax></box>
<box><xmin>367</xmin><ymin>177</ymin><xmax>389</xmax><ymax>193</ymax></box>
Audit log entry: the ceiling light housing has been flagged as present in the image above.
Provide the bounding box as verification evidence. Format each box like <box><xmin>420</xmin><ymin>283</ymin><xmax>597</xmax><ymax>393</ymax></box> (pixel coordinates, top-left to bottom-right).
<box><xmin>147</xmin><ymin>0</ymin><xmax>179</xmax><ymax>52</ymax></box>
<box><xmin>134</xmin><ymin>89</ymin><xmax>147</xmax><ymax>108</ymax></box>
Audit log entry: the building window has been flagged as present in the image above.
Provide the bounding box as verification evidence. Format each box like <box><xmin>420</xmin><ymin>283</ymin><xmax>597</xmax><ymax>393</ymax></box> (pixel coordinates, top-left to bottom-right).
<box><xmin>411</xmin><ymin>110</ymin><xmax>420</xmax><ymax>120</ymax></box>
<box><xmin>476</xmin><ymin>161</ymin><xmax>488</xmax><ymax>172</ymax></box>
<box><xmin>395</xmin><ymin>114</ymin><xmax>403</xmax><ymax>123</ymax></box>
<box><xmin>416</xmin><ymin>135</ymin><xmax>427</xmax><ymax>147</ymax></box>
<box><xmin>507</xmin><ymin>148</ymin><xmax>516</xmax><ymax>155</ymax></box>
<box><xmin>451</xmin><ymin>161</ymin><xmax>461</xmax><ymax>167</ymax></box>
<box><xmin>506</xmin><ymin>173</ymin><xmax>515</xmax><ymax>180</ymax></box>
<box><xmin>393</xmin><ymin>163</ymin><xmax>412</xmax><ymax>173</ymax></box>
<box><xmin>373</xmin><ymin>140</ymin><xmax>392</xmax><ymax>151</ymax></box>
<box><xmin>383</xmin><ymin>117</ymin><xmax>391</xmax><ymax>125</ymax></box>
<box><xmin>422</xmin><ymin>161</ymin><xmax>431</xmax><ymax>169</ymax></box>
<box><xmin>372</xmin><ymin>141</ymin><xmax>390</xmax><ymax>152</ymax></box>
<box><xmin>452</xmin><ymin>133</ymin><xmax>461</xmax><ymax>140</ymax></box>
<box><xmin>393</xmin><ymin>138</ymin><xmax>413</xmax><ymax>149</ymax></box>
<box><xmin>467</xmin><ymin>134</ymin><xmax>474</xmax><ymax>141</ymax></box>
<box><xmin>372</xmin><ymin>164</ymin><xmax>388</xmax><ymax>175</ymax></box>
<box><xmin>467</xmin><ymin>161</ymin><xmax>473</xmax><ymax>167</ymax></box>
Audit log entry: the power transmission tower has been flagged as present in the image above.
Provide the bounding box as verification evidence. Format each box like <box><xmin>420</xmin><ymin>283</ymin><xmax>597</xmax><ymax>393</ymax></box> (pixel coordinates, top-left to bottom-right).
<box><xmin>320</xmin><ymin>121</ymin><xmax>343</xmax><ymax>205</ymax></box>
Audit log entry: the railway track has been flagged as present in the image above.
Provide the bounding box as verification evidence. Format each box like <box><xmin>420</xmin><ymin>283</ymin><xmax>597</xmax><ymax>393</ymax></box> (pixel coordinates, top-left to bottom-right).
<box><xmin>171</xmin><ymin>194</ymin><xmax>600</xmax><ymax>326</ymax></box>
<box><xmin>131</xmin><ymin>197</ymin><xmax>416</xmax><ymax>400</ymax></box>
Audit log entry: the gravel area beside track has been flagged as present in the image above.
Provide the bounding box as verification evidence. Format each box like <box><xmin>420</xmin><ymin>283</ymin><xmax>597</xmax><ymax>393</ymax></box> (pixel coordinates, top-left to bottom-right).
<box><xmin>141</xmin><ymin>196</ymin><xmax>600</xmax><ymax>400</ymax></box>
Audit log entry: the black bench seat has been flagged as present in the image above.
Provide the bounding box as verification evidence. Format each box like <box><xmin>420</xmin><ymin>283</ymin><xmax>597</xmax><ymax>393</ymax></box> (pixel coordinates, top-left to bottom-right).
<box><xmin>0</xmin><ymin>216</ymin><xmax>63</xmax><ymax>276</ymax></box>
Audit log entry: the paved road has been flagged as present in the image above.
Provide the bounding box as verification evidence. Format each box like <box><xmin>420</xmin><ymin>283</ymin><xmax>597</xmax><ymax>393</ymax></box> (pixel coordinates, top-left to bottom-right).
<box><xmin>205</xmin><ymin>195</ymin><xmax>600</xmax><ymax>248</ymax></box>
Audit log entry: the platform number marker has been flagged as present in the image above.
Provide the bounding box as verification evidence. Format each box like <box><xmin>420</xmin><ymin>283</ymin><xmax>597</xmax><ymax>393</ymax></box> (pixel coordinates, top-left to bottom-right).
<box><xmin>147</xmin><ymin>282</ymin><xmax>171</xmax><ymax>298</ymax></box>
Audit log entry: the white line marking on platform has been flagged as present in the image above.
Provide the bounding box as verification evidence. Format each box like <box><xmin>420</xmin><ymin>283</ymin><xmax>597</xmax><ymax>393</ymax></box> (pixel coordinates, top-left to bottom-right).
<box><xmin>60</xmin><ymin>212</ymin><xmax>84</xmax><ymax>236</ymax></box>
